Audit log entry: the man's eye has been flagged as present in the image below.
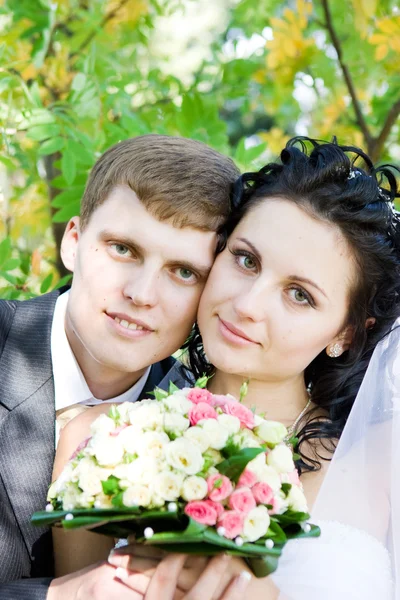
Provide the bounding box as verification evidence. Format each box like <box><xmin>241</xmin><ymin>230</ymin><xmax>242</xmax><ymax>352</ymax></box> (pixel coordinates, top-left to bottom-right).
<box><xmin>175</xmin><ymin>268</ymin><xmax>197</xmax><ymax>282</ymax></box>
<box><xmin>110</xmin><ymin>243</ymin><xmax>132</xmax><ymax>256</ymax></box>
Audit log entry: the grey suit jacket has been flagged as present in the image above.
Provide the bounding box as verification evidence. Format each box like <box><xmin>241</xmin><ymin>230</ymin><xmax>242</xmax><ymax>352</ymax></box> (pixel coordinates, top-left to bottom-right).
<box><xmin>0</xmin><ymin>290</ymin><xmax>174</xmax><ymax>599</ymax></box>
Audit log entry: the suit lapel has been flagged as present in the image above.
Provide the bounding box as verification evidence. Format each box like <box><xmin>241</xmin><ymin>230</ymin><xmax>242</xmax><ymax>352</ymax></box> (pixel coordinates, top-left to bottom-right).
<box><xmin>138</xmin><ymin>356</ymin><xmax>177</xmax><ymax>400</ymax></box>
<box><xmin>0</xmin><ymin>291</ymin><xmax>61</xmax><ymax>565</ymax></box>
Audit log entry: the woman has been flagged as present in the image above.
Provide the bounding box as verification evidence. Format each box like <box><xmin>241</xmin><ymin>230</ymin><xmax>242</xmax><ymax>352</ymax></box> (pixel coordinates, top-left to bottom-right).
<box><xmin>53</xmin><ymin>137</ymin><xmax>400</xmax><ymax>598</ymax></box>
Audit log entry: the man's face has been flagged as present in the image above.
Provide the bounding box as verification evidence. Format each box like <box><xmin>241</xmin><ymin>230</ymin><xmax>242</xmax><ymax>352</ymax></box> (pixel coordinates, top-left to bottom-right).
<box><xmin>61</xmin><ymin>185</ymin><xmax>217</xmax><ymax>385</ymax></box>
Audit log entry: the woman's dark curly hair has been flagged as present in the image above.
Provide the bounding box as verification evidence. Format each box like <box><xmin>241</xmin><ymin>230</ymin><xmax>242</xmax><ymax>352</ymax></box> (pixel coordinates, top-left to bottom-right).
<box><xmin>182</xmin><ymin>136</ymin><xmax>400</xmax><ymax>471</ymax></box>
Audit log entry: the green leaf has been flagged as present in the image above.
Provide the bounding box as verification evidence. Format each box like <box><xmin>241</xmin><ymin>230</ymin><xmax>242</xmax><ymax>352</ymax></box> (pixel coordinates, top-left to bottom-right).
<box><xmin>71</xmin><ymin>73</ymin><xmax>87</xmax><ymax>92</ymax></box>
<box><xmin>50</xmin><ymin>188</ymin><xmax>83</xmax><ymax>209</ymax></box>
<box><xmin>281</xmin><ymin>483</ymin><xmax>292</xmax><ymax>496</ymax></box>
<box><xmin>40</xmin><ymin>273</ymin><xmax>53</xmax><ymax>294</ymax></box>
<box><xmin>2</xmin><ymin>258</ymin><xmax>20</xmax><ymax>271</ymax></box>
<box><xmin>102</xmin><ymin>475</ymin><xmax>121</xmax><ymax>496</ymax></box>
<box><xmin>38</xmin><ymin>137</ymin><xmax>65</xmax><ymax>156</ymax></box>
<box><xmin>0</xmin><ymin>271</ymin><xmax>18</xmax><ymax>285</ymax></box>
<box><xmin>149</xmin><ymin>387</ymin><xmax>169</xmax><ymax>401</ymax></box>
<box><xmin>168</xmin><ymin>381</ymin><xmax>180</xmax><ymax>394</ymax></box>
<box><xmin>194</xmin><ymin>374</ymin><xmax>211</xmax><ymax>388</ymax></box>
<box><xmin>52</xmin><ymin>274</ymin><xmax>72</xmax><ymax>290</ymax></box>
<box><xmin>27</xmin><ymin>124</ymin><xmax>61</xmax><ymax>142</ymax></box>
<box><xmin>61</xmin><ymin>148</ymin><xmax>77</xmax><ymax>185</ymax></box>
<box><xmin>0</xmin><ymin>237</ymin><xmax>12</xmax><ymax>266</ymax></box>
<box><xmin>52</xmin><ymin>201</ymin><xmax>81</xmax><ymax>223</ymax></box>
<box><xmin>216</xmin><ymin>448</ymin><xmax>264</xmax><ymax>483</ymax></box>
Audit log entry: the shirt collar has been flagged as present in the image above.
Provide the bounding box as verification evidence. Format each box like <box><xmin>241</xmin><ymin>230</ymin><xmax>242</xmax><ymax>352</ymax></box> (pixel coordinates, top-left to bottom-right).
<box><xmin>51</xmin><ymin>290</ymin><xmax>151</xmax><ymax>412</ymax></box>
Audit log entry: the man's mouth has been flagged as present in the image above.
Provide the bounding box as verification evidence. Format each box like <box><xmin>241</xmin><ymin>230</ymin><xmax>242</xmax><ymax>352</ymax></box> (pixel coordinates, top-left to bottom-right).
<box><xmin>107</xmin><ymin>312</ymin><xmax>154</xmax><ymax>333</ymax></box>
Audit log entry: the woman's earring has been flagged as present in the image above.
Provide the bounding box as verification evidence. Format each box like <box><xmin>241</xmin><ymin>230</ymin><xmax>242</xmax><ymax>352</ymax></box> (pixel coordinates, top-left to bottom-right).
<box><xmin>327</xmin><ymin>343</ymin><xmax>343</xmax><ymax>358</ymax></box>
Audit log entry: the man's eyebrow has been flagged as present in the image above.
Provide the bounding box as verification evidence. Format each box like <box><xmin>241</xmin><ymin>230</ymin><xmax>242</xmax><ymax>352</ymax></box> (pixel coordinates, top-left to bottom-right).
<box><xmin>237</xmin><ymin>236</ymin><xmax>327</xmax><ymax>298</ymax></box>
<box><xmin>99</xmin><ymin>230</ymin><xmax>212</xmax><ymax>277</ymax></box>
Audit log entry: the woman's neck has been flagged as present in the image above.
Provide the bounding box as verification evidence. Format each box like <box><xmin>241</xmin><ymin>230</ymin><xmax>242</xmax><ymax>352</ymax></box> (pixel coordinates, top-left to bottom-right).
<box><xmin>208</xmin><ymin>370</ymin><xmax>309</xmax><ymax>427</ymax></box>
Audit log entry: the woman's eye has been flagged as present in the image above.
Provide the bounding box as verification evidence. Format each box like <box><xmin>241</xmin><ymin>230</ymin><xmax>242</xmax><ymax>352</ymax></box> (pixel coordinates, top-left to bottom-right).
<box><xmin>238</xmin><ymin>254</ymin><xmax>257</xmax><ymax>271</ymax></box>
<box><xmin>288</xmin><ymin>287</ymin><xmax>313</xmax><ymax>306</ymax></box>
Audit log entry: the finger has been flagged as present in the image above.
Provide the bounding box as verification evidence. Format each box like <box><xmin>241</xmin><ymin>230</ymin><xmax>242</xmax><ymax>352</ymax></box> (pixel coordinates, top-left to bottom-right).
<box><xmin>220</xmin><ymin>572</ymin><xmax>252</xmax><ymax>599</ymax></box>
<box><xmin>145</xmin><ymin>553</ymin><xmax>187</xmax><ymax>600</ymax></box>
<box><xmin>175</xmin><ymin>557</ymin><xmax>209</xmax><ymax>591</ymax></box>
<box><xmin>184</xmin><ymin>554</ymin><xmax>231</xmax><ymax>600</ymax></box>
<box><xmin>109</xmin><ymin>553</ymin><xmax>160</xmax><ymax>574</ymax></box>
<box><xmin>114</xmin><ymin>567</ymin><xmax>151</xmax><ymax>595</ymax></box>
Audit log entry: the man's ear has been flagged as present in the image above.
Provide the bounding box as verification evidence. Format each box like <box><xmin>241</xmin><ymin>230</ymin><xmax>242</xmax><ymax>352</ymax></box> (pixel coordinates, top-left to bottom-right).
<box><xmin>60</xmin><ymin>217</ymin><xmax>80</xmax><ymax>272</ymax></box>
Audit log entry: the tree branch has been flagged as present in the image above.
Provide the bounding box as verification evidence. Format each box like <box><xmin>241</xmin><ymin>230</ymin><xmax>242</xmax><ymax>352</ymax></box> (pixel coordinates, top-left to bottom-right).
<box><xmin>70</xmin><ymin>0</ymin><xmax>131</xmax><ymax>59</ymax></box>
<box><xmin>371</xmin><ymin>97</ymin><xmax>400</xmax><ymax>162</ymax></box>
<box><xmin>320</xmin><ymin>0</ymin><xmax>372</xmax><ymax>147</ymax></box>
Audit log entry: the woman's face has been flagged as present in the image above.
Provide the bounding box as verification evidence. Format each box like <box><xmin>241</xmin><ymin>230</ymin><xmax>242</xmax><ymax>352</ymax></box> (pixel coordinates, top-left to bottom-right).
<box><xmin>197</xmin><ymin>198</ymin><xmax>356</xmax><ymax>382</ymax></box>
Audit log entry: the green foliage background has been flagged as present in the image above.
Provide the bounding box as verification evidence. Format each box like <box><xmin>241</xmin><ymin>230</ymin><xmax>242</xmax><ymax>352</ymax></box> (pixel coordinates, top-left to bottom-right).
<box><xmin>1</xmin><ymin>0</ymin><xmax>400</xmax><ymax>299</ymax></box>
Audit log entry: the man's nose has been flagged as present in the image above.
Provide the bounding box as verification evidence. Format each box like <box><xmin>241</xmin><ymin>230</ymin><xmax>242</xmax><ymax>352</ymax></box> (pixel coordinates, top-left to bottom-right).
<box><xmin>123</xmin><ymin>267</ymin><xmax>160</xmax><ymax>308</ymax></box>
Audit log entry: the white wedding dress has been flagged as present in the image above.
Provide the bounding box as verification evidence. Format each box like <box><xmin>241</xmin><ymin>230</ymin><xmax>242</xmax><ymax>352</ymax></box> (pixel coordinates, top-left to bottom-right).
<box><xmin>270</xmin><ymin>322</ymin><xmax>400</xmax><ymax>599</ymax></box>
<box><xmin>271</xmin><ymin>521</ymin><xmax>393</xmax><ymax>599</ymax></box>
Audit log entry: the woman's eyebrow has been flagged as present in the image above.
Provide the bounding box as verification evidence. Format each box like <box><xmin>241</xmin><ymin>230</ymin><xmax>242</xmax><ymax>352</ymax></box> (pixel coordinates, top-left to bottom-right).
<box><xmin>287</xmin><ymin>275</ymin><xmax>328</xmax><ymax>298</ymax></box>
<box><xmin>237</xmin><ymin>237</ymin><xmax>263</xmax><ymax>264</ymax></box>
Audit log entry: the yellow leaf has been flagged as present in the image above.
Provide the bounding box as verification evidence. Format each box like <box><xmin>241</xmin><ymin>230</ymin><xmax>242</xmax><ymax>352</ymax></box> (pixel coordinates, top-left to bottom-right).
<box><xmin>377</xmin><ymin>17</ymin><xmax>400</xmax><ymax>35</ymax></box>
<box><xmin>31</xmin><ymin>249</ymin><xmax>42</xmax><ymax>276</ymax></box>
<box><xmin>283</xmin><ymin>8</ymin><xmax>296</xmax><ymax>23</ymax></box>
<box><xmin>375</xmin><ymin>44</ymin><xmax>389</xmax><ymax>61</ymax></box>
<box><xmin>369</xmin><ymin>33</ymin><xmax>388</xmax><ymax>45</ymax></box>
<box><xmin>390</xmin><ymin>38</ymin><xmax>400</xmax><ymax>52</ymax></box>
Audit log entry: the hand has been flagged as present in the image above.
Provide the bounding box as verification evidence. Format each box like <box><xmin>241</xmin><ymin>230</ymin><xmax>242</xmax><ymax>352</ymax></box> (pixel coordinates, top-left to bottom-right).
<box><xmin>47</xmin><ymin>561</ymin><xmax>147</xmax><ymax>600</ymax></box>
<box><xmin>107</xmin><ymin>554</ymin><xmax>251</xmax><ymax>600</ymax></box>
<box><xmin>108</xmin><ymin>546</ymin><xmax>253</xmax><ymax>600</ymax></box>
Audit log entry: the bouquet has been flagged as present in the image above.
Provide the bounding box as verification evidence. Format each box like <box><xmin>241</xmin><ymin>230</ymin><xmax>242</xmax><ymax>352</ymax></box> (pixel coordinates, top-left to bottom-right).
<box><xmin>32</xmin><ymin>379</ymin><xmax>319</xmax><ymax>577</ymax></box>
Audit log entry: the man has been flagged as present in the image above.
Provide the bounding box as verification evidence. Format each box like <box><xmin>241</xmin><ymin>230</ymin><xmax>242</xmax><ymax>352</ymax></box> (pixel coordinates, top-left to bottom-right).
<box><xmin>0</xmin><ymin>134</ymin><xmax>239</xmax><ymax>599</ymax></box>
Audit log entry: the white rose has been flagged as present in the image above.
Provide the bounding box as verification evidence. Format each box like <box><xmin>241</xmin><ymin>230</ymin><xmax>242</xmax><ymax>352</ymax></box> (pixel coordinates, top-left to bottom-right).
<box><xmin>162</xmin><ymin>394</ymin><xmax>193</xmax><ymax>414</ymax></box>
<box><xmin>257</xmin><ymin>465</ymin><xmax>282</xmax><ymax>492</ymax></box>
<box><xmin>123</xmin><ymin>484</ymin><xmax>152</xmax><ymax>508</ymax></box>
<box><xmin>287</xmin><ymin>485</ymin><xmax>308</xmax><ymax>513</ymax></box>
<box><xmin>163</xmin><ymin>413</ymin><xmax>190</xmax><ymax>436</ymax></box>
<box><xmin>266</xmin><ymin>445</ymin><xmax>295</xmax><ymax>473</ymax></box>
<box><xmin>116</xmin><ymin>402</ymin><xmax>136</xmax><ymax>424</ymax></box>
<box><xmin>165</xmin><ymin>438</ymin><xmax>204</xmax><ymax>475</ymax></box>
<box><xmin>243</xmin><ymin>506</ymin><xmax>271</xmax><ymax>542</ymax></box>
<box><xmin>217</xmin><ymin>414</ymin><xmax>240</xmax><ymax>435</ymax></box>
<box><xmin>253</xmin><ymin>414</ymin><xmax>264</xmax><ymax>427</ymax></box>
<box><xmin>137</xmin><ymin>431</ymin><xmax>170</xmax><ymax>459</ymax></box>
<box><xmin>255</xmin><ymin>420</ymin><xmax>288</xmax><ymax>446</ymax></box>
<box><xmin>184</xmin><ymin>426</ymin><xmax>211</xmax><ymax>452</ymax></box>
<box><xmin>78</xmin><ymin>470</ymin><xmax>103</xmax><ymax>496</ymax></box>
<box><xmin>61</xmin><ymin>484</ymin><xmax>81</xmax><ymax>510</ymax></box>
<box><xmin>77</xmin><ymin>492</ymin><xmax>95</xmax><ymax>508</ymax></box>
<box><xmin>117</xmin><ymin>426</ymin><xmax>138</xmax><ymax>455</ymax></box>
<box><xmin>152</xmin><ymin>471</ymin><xmax>182</xmax><ymax>501</ymax></box>
<box><xmin>197</xmin><ymin>419</ymin><xmax>229</xmax><ymax>450</ymax></box>
<box><xmin>272</xmin><ymin>491</ymin><xmax>289</xmax><ymax>514</ymax></box>
<box><xmin>90</xmin><ymin>413</ymin><xmax>116</xmax><ymax>437</ymax></box>
<box><xmin>129</xmin><ymin>403</ymin><xmax>164</xmax><ymax>431</ymax></box>
<box><xmin>246</xmin><ymin>451</ymin><xmax>267</xmax><ymax>478</ymax></box>
<box><xmin>123</xmin><ymin>456</ymin><xmax>160</xmax><ymax>485</ymax></box>
<box><xmin>237</xmin><ymin>428</ymin><xmax>262</xmax><ymax>449</ymax></box>
<box><xmin>89</xmin><ymin>433</ymin><xmax>125</xmax><ymax>467</ymax></box>
<box><xmin>50</xmin><ymin>462</ymin><xmax>75</xmax><ymax>497</ymax></box>
<box><xmin>93</xmin><ymin>492</ymin><xmax>114</xmax><ymax>508</ymax></box>
<box><xmin>181</xmin><ymin>476</ymin><xmax>208</xmax><ymax>501</ymax></box>
<box><xmin>204</xmin><ymin>449</ymin><xmax>223</xmax><ymax>466</ymax></box>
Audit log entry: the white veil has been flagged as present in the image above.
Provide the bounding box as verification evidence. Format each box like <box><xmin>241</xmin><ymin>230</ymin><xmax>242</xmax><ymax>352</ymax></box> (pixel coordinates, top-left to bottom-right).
<box><xmin>272</xmin><ymin>321</ymin><xmax>400</xmax><ymax>599</ymax></box>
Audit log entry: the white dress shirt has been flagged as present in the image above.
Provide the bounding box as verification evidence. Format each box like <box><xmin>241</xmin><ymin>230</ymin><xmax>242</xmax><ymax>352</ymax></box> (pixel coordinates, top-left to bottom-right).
<box><xmin>51</xmin><ymin>291</ymin><xmax>150</xmax><ymax>446</ymax></box>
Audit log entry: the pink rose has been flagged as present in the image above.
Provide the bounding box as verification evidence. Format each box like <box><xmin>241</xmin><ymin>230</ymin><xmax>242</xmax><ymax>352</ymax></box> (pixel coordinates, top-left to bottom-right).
<box><xmin>211</xmin><ymin>394</ymin><xmax>237</xmax><ymax>409</ymax></box>
<box><xmin>223</xmin><ymin>402</ymin><xmax>255</xmax><ymax>429</ymax></box>
<box><xmin>70</xmin><ymin>437</ymin><xmax>90</xmax><ymax>460</ymax></box>
<box><xmin>286</xmin><ymin>469</ymin><xmax>300</xmax><ymax>486</ymax></box>
<box><xmin>110</xmin><ymin>424</ymin><xmax>128</xmax><ymax>437</ymax></box>
<box><xmin>217</xmin><ymin>510</ymin><xmax>244</xmax><ymax>539</ymax></box>
<box><xmin>189</xmin><ymin>402</ymin><xmax>218</xmax><ymax>426</ymax></box>
<box><xmin>184</xmin><ymin>501</ymin><xmax>217</xmax><ymax>526</ymax></box>
<box><xmin>187</xmin><ymin>388</ymin><xmax>214</xmax><ymax>406</ymax></box>
<box><xmin>207</xmin><ymin>474</ymin><xmax>233</xmax><ymax>502</ymax></box>
<box><xmin>228</xmin><ymin>487</ymin><xmax>256</xmax><ymax>514</ymax></box>
<box><xmin>252</xmin><ymin>482</ymin><xmax>274</xmax><ymax>505</ymax></box>
<box><xmin>204</xmin><ymin>499</ymin><xmax>224</xmax><ymax>519</ymax></box>
<box><xmin>238</xmin><ymin>469</ymin><xmax>258</xmax><ymax>488</ymax></box>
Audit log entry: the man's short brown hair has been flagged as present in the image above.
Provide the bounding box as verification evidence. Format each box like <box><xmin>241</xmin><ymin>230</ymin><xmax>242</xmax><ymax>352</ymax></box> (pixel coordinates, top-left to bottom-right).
<box><xmin>80</xmin><ymin>134</ymin><xmax>240</xmax><ymax>231</ymax></box>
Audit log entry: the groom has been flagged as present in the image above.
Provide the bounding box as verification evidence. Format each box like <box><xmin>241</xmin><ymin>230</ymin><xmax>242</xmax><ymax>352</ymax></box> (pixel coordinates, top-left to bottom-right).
<box><xmin>0</xmin><ymin>134</ymin><xmax>239</xmax><ymax>599</ymax></box>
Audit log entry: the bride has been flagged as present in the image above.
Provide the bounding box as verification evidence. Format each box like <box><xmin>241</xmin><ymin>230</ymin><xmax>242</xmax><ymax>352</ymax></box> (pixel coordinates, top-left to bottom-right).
<box><xmin>52</xmin><ymin>137</ymin><xmax>400</xmax><ymax>598</ymax></box>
